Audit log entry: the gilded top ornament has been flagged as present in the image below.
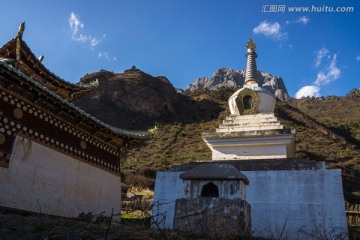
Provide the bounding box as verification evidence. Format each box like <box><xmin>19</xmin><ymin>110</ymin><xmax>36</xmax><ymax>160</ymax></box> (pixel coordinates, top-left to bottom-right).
<box><xmin>246</xmin><ymin>38</ymin><xmax>256</xmax><ymax>51</ymax></box>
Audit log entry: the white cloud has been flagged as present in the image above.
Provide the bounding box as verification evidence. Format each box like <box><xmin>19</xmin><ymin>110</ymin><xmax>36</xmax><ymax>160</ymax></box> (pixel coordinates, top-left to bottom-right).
<box><xmin>98</xmin><ymin>52</ymin><xmax>109</xmax><ymax>59</ymax></box>
<box><xmin>314</xmin><ymin>54</ymin><xmax>340</xmax><ymax>85</ymax></box>
<box><xmin>295</xmin><ymin>16</ymin><xmax>309</xmax><ymax>25</ymax></box>
<box><xmin>90</xmin><ymin>38</ymin><xmax>100</xmax><ymax>47</ymax></box>
<box><xmin>253</xmin><ymin>21</ymin><xmax>287</xmax><ymax>40</ymax></box>
<box><xmin>287</xmin><ymin>16</ymin><xmax>310</xmax><ymax>25</ymax></box>
<box><xmin>68</xmin><ymin>12</ymin><xmax>102</xmax><ymax>48</ymax></box>
<box><xmin>315</xmin><ymin>48</ymin><xmax>330</xmax><ymax>67</ymax></box>
<box><xmin>295</xmin><ymin>85</ymin><xmax>320</xmax><ymax>98</ymax></box>
<box><xmin>98</xmin><ymin>51</ymin><xmax>117</xmax><ymax>62</ymax></box>
<box><xmin>357</xmin><ymin>55</ymin><xmax>360</xmax><ymax>61</ymax></box>
<box><xmin>295</xmin><ymin>48</ymin><xmax>341</xmax><ymax>99</ymax></box>
<box><xmin>74</xmin><ymin>34</ymin><xmax>90</xmax><ymax>43</ymax></box>
<box><xmin>69</xmin><ymin>12</ymin><xmax>84</xmax><ymax>36</ymax></box>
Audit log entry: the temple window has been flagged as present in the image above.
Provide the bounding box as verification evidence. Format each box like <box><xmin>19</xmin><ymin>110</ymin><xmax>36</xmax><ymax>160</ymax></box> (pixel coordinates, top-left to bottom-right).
<box><xmin>243</xmin><ymin>95</ymin><xmax>252</xmax><ymax>109</ymax></box>
<box><xmin>201</xmin><ymin>182</ymin><xmax>219</xmax><ymax>197</ymax></box>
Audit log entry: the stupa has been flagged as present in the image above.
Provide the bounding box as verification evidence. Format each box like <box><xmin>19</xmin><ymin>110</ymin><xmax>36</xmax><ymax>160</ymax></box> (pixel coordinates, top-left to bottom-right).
<box><xmin>203</xmin><ymin>38</ymin><xmax>295</xmax><ymax>160</ymax></box>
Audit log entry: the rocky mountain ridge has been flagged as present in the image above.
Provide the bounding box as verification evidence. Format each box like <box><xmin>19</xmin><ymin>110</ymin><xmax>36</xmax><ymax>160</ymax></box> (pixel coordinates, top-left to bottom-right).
<box><xmin>346</xmin><ymin>88</ymin><xmax>360</xmax><ymax>97</ymax></box>
<box><xmin>74</xmin><ymin>67</ymin><xmax>223</xmax><ymax>130</ymax></box>
<box><xmin>186</xmin><ymin>68</ymin><xmax>290</xmax><ymax>101</ymax></box>
<box><xmin>74</xmin><ymin>67</ymin><xmax>181</xmax><ymax>130</ymax></box>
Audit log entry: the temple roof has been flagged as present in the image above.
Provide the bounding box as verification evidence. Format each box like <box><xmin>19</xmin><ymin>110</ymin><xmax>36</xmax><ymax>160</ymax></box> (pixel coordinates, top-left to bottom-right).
<box><xmin>0</xmin><ymin>23</ymin><xmax>149</xmax><ymax>142</ymax></box>
<box><xmin>0</xmin><ymin>59</ymin><xmax>148</xmax><ymax>140</ymax></box>
<box><xmin>0</xmin><ymin>22</ymin><xmax>89</xmax><ymax>101</ymax></box>
<box><xmin>180</xmin><ymin>163</ymin><xmax>249</xmax><ymax>184</ymax></box>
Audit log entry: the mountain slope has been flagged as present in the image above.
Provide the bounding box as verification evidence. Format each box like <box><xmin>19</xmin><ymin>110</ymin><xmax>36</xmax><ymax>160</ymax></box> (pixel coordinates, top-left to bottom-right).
<box><xmin>122</xmin><ymin>89</ymin><xmax>360</xmax><ymax>202</ymax></box>
<box><xmin>73</xmin><ymin>67</ymin><xmax>224</xmax><ymax>130</ymax></box>
<box><xmin>73</xmin><ymin>68</ymin><xmax>180</xmax><ymax>130</ymax></box>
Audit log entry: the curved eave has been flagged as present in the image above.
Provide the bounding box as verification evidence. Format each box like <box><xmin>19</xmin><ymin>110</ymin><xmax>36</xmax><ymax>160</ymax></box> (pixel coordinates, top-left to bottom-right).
<box><xmin>0</xmin><ymin>60</ymin><xmax>149</xmax><ymax>140</ymax></box>
<box><xmin>180</xmin><ymin>163</ymin><xmax>250</xmax><ymax>185</ymax></box>
<box><xmin>0</xmin><ymin>37</ymin><xmax>89</xmax><ymax>95</ymax></box>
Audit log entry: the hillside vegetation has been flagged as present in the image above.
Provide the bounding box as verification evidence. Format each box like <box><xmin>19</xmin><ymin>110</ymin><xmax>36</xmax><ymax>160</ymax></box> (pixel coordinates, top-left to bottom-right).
<box><xmin>122</xmin><ymin>88</ymin><xmax>360</xmax><ymax>202</ymax></box>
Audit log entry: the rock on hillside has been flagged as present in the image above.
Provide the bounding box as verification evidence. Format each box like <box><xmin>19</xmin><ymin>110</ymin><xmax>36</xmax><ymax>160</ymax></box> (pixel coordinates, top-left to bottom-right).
<box><xmin>186</xmin><ymin>68</ymin><xmax>290</xmax><ymax>101</ymax></box>
<box><xmin>73</xmin><ymin>67</ymin><xmax>180</xmax><ymax>130</ymax></box>
<box><xmin>346</xmin><ymin>88</ymin><xmax>360</xmax><ymax>97</ymax></box>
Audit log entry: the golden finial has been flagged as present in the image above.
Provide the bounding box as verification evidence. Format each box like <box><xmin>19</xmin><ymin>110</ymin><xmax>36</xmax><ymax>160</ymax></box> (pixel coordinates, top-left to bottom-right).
<box><xmin>246</xmin><ymin>38</ymin><xmax>256</xmax><ymax>51</ymax></box>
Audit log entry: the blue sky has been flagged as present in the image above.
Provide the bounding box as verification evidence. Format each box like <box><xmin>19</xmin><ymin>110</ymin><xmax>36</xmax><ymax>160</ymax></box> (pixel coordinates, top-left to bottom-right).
<box><xmin>1</xmin><ymin>0</ymin><xmax>359</xmax><ymax>97</ymax></box>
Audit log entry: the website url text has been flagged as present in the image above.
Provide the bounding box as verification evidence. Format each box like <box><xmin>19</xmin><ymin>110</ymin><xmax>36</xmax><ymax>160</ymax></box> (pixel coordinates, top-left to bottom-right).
<box><xmin>261</xmin><ymin>5</ymin><xmax>355</xmax><ymax>13</ymax></box>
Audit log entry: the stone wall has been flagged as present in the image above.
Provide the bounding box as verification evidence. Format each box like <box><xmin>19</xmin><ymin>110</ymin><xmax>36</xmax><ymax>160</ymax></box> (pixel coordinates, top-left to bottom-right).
<box><xmin>173</xmin><ymin>198</ymin><xmax>251</xmax><ymax>237</ymax></box>
<box><xmin>0</xmin><ymin>136</ymin><xmax>121</xmax><ymax>219</ymax></box>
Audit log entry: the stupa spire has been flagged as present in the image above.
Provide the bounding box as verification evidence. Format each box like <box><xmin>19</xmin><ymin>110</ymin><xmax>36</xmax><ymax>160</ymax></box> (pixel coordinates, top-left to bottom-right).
<box><xmin>244</xmin><ymin>38</ymin><xmax>258</xmax><ymax>85</ymax></box>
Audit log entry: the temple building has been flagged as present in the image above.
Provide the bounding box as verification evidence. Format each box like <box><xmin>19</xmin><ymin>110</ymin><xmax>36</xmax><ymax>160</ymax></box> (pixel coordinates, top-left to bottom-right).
<box><xmin>152</xmin><ymin>39</ymin><xmax>348</xmax><ymax>238</ymax></box>
<box><xmin>0</xmin><ymin>23</ymin><xmax>147</xmax><ymax>219</ymax></box>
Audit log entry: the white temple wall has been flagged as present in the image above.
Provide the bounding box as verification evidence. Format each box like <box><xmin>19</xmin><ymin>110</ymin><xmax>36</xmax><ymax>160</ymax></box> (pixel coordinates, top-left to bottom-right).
<box><xmin>245</xmin><ymin>170</ymin><xmax>348</xmax><ymax>239</ymax></box>
<box><xmin>152</xmin><ymin>172</ymin><xmax>184</xmax><ymax>229</ymax></box>
<box><xmin>152</xmin><ymin>169</ymin><xmax>348</xmax><ymax>239</ymax></box>
<box><xmin>0</xmin><ymin>135</ymin><xmax>121</xmax><ymax>219</ymax></box>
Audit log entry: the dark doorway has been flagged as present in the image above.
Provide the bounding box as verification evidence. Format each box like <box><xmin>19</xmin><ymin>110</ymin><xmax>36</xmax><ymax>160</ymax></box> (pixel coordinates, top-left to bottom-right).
<box><xmin>243</xmin><ymin>95</ymin><xmax>252</xmax><ymax>109</ymax></box>
<box><xmin>201</xmin><ymin>182</ymin><xmax>219</xmax><ymax>197</ymax></box>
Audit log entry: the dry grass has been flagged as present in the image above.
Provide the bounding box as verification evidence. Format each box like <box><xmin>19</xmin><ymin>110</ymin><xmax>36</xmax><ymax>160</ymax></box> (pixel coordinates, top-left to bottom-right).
<box><xmin>0</xmin><ymin>209</ymin><xmax>265</xmax><ymax>240</ymax></box>
<box><xmin>1</xmin><ymin>207</ymin><xmax>357</xmax><ymax>240</ymax></box>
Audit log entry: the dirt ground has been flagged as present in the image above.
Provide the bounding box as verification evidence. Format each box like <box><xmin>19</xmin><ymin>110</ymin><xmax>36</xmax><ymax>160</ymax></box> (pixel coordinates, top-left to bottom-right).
<box><xmin>1</xmin><ymin>209</ymin><xmax>358</xmax><ymax>240</ymax></box>
<box><xmin>0</xmin><ymin>209</ymin><xmax>172</xmax><ymax>240</ymax></box>
<box><xmin>0</xmin><ymin>208</ymin><xmax>225</xmax><ymax>240</ymax></box>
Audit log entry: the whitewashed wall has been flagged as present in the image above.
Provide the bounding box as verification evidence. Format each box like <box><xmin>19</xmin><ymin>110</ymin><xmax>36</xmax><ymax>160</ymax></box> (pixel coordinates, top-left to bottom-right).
<box><xmin>212</xmin><ymin>144</ymin><xmax>287</xmax><ymax>160</ymax></box>
<box><xmin>245</xmin><ymin>170</ymin><xmax>348</xmax><ymax>239</ymax></box>
<box><xmin>152</xmin><ymin>172</ymin><xmax>184</xmax><ymax>229</ymax></box>
<box><xmin>152</xmin><ymin>169</ymin><xmax>348</xmax><ymax>239</ymax></box>
<box><xmin>0</xmin><ymin>135</ymin><xmax>121</xmax><ymax>219</ymax></box>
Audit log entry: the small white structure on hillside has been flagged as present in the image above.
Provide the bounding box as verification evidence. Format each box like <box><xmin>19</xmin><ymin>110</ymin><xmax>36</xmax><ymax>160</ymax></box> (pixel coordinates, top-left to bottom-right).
<box><xmin>172</xmin><ymin>163</ymin><xmax>251</xmax><ymax>236</ymax></box>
